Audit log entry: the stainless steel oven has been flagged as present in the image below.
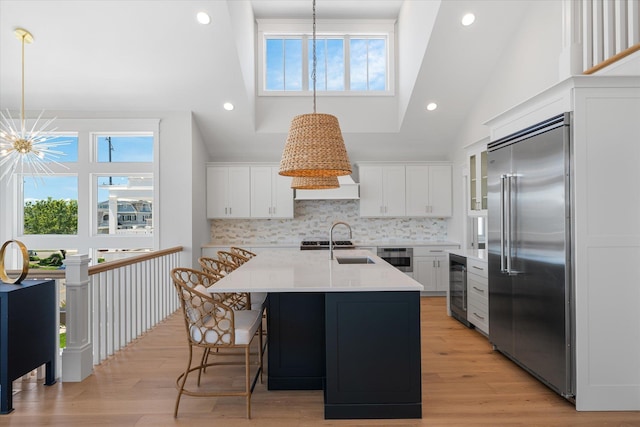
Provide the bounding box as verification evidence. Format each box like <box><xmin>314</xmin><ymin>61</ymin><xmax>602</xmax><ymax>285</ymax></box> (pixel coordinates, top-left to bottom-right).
<box><xmin>376</xmin><ymin>247</ymin><xmax>413</xmax><ymax>272</ymax></box>
<box><xmin>449</xmin><ymin>254</ymin><xmax>470</xmax><ymax>327</ymax></box>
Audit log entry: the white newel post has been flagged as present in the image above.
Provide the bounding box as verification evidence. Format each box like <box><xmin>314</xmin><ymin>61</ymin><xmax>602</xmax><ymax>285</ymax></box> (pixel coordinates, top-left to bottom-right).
<box><xmin>559</xmin><ymin>0</ymin><xmax>584</xmax><ymax>78</ymax></box>
<box><xmin>62</xmin><ymin>254</ymin><xmax>94</xmax><ymax>382</ymax></box>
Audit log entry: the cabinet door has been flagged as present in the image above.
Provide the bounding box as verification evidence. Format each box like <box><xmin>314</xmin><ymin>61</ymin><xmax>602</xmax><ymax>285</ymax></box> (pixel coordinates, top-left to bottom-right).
<box><xmin>428</xmin><ymin>165</ymin><xmax>452</xmax><ymax>217</ymax></box>
<box><xmin>250</xmin><ymin>166</ymin><xmax>273</xmax><ymax>218</ymax></box>
<box><xmin>468</xmin><ymin>148</ymin><xmax>488</xmax><ymax>215</ymax></box>
<box><xmin>383</xmin><ymin>166</ymin><xmax>406</xmax><ymax>216</ymax></box>
<box><xmin>251</xmin><ymin>167</ymin><xmax>293</xmax><ymax>218</ymax></box>
<box><xmin>434</xmin><ymin>255</ymin><xmax>448</xmax><ymax>291</ymax></box>
<box><xmin>414</xmin><ymin>256</ymin><xmax>438</xmax><ymax>292</ymax></box>
<box><xmin>403</xmin><ymin>165</ymin><xmax>451</xmax><ymax>217</ymax></box>
<box><xmin>415</xmin><ymin>255</ymin><xmax>448</xmax><ymax>292</ymax></box>
<box><xmin>405</xmin><ymin>165</ymin><xmax>429</xmax><ymax>216</ymax></box>
<box><xmin>359</xmin><ymin>166</ymin><xmax>385</xmax><ymax>217</ymax></box>
<box><xmin>227</xmin><ymin>167</ymin><xmax>251</xmax><ymax>217</ymax></box>
<box><xmin>207</xmin><ymin>166</ymin><xmax>229</xmax><ymax>218</ymax></box>
<box><xmin>271</xmin><ymin>171</ymin><xmax>294</xmax><ymax>218</ymax></box>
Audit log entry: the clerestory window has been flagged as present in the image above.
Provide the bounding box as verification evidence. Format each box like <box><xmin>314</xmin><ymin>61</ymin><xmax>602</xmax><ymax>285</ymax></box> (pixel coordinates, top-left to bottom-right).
<box><xmin>258</xmin><ymin>20</ymin><xmax>395</xmax><ymax>95</ymax></box>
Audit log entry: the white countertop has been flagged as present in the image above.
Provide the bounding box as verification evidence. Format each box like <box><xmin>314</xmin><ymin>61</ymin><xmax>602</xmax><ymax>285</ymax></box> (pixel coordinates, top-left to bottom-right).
<box><xmin>447</xmin><ymin>248</ymin><xmax>487</xmax><ymax>262</ymax></box>
<box><xmin>210</xmin><ymin>249</ymin><xmax>424</xmax><ymax>292</ymax></box>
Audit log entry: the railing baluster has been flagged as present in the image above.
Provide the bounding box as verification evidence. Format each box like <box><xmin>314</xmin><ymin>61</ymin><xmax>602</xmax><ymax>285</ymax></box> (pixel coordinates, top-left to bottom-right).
<box><xmin>582</xmin><ymin>0</ymin><xmax>640</xmax><ymax>74</ymax></box>
<box><xmin>62</xmin><ymin>247</ymin><xmax>183</xmax><ymax>382</ymax></box>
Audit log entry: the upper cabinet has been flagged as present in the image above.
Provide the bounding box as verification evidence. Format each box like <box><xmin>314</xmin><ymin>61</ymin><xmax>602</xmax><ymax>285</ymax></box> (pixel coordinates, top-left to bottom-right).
<box><xmin>359</xmin><ymin>165</ymin><xmax>406</xmax><ymax>217</ymax></box>
<box><xmin>206</xmin><ymin>163</ymin><xmax>293</xmax><ymax>219</ymax></box>
<box><xmin>250</xmin><ymin>166</ymin><xmax>294</xmax><ymax>219</ymax></box>
<box><xmin>359</xmin><ymin>163</ymin><xmax>452</xmax><ymax>218</ymax></box>
<box><xmin>467</xmin><ymin>142</ymin><xmax>488</xmax><ymax>216</ymax></box>
<box><xmin>405</xmin><ymin>164</ymin><xmax>452</xmax><ymax>217</ymax></box>
<box><xmin>206</xmin><ymin>166</ymin><xmax>251</xmax><ymax>218</ymax></box>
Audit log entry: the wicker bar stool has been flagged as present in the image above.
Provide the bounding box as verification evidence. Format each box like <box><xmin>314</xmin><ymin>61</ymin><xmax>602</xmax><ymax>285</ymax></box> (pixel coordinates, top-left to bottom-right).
<box><xmin>198</xmin><ymin>257</ymin><xmax>250</xmax><ymax>310</ymax></box>
<box><xmin>198</xmin><ymin>256</ymin><xmax>237</xmax><ymax>276</ymax></box>
<box><xmin>230</xmin><ymin>246</ymin><xmax>256</xmax><ymax>260</ymax></box>
<box><xmin>171</xmin><ymin>267</ymin><xmax>263</xmax><ymax>419</ymax></box>
<box><xmin>217</xmin><ymin>250</ymin><xmax>249</xmax><ymax>268</ymax></box>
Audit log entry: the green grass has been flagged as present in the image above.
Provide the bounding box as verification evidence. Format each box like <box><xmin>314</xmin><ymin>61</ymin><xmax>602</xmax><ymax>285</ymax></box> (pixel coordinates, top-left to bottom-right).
<box><xmin>60</xmin><ymin>332</ymin><xmax>66</xmax><ymax>348</ymax></box>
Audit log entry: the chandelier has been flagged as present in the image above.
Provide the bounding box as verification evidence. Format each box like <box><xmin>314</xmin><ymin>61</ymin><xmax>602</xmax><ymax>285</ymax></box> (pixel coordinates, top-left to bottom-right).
<box><xmin>279</xmin><ymin>0</ymin><xmax>351</xmax><ymax>180</ymax></box>
<box><xmin>0</xmin><ymin>28</ymin><xmax>67</xmax><ymax>183</ymax></box>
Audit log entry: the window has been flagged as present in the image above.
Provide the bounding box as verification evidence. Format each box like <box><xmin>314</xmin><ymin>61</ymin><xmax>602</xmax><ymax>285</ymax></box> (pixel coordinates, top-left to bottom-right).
<box><xmin>44</xmin><ymin>135</ymin><xmax>79</xmax><ymax>163</ymax></box>
<box><xmin>96</xmin><ymin>175</ymin><xmax>153</xmax><ymax>235</ymax></box>
<box><xmin>23</xmin><ymin>175</ymin><xmax>78</xmax><ymax>235</ymax></box>
<box><xmin>93</xmin><ymin>133</ymin><xmax>154</xmax><ymax>235</ymax></box>
<box><xmin>258</xmin><ymin>20</ymin><xmax>394</xmax><ymax>95</ymax></box>
<box><xmin>6</xmin><ymin>118</ymin><xmax>159</xmax><ymax>266</ymax></box>
<box><xmin>96</xmin><ymin>135</ymin><xmax>154</xmax><ymax>162</ymax></box>
<box><xmin>349</xmin><ymin>38</ymin><xmax>386</xmax><ymax>91</ymax></box>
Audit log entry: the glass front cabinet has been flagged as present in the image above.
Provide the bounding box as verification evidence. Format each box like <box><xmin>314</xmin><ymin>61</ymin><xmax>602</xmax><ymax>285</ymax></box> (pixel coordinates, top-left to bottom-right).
<box><xmin>467</xmin><ymin>142</ymin><xmax>488</xmax><ymax>216</ymax></box>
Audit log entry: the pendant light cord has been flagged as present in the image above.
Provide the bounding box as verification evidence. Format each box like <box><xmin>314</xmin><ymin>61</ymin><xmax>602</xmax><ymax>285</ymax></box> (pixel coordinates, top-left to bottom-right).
<box><xmin>20</xmin><ymin>32</ymin><xmax>26</xmax><ymax>135</ymax></box>
<box><xmin>312</xmin><ymin>0</ymin><xmax>317</xmax><ymax>114</ymax></box>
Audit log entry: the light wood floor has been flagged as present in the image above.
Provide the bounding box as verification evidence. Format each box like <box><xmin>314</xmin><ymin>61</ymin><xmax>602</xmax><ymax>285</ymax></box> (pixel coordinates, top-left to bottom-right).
<box><xmin>5</xmin><ymin>297</ymin><xmax>640</xmax><ymax>426</ymax></box>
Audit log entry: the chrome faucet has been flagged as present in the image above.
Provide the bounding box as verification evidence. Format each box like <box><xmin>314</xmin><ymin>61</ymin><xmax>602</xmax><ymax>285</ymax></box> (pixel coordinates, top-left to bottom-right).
<box><xmin>330</xmin><ymin>221</ymin><xmax>352</xmax><ymax>260</ymax></box>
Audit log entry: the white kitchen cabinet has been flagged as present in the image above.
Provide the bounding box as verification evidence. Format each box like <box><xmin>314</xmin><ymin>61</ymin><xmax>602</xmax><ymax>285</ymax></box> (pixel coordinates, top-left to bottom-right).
<box><xmin>358</xmin><ymin>165</ymin><xmax>406</xmax><ymax>217</ymax></box>
<box><xmin>466</xmin><ymin>258</ymin><xmax>488</xmax><ymax>334</ymax></box>
<box><xmin>467</xmin><ymin>143</ymin><xmax>488</xmax><ymax>216</ymax></box>
<box><xmin>405</xmin><ymin>164</ymin><xmax>452</xmax><ymax>217</ymax></box>
<box><xmin>250</xmin><ymin>166</ymin><xmax>293</xmax><ymax>218</ymax></box>
<box><xmin>413</xmin><ymin>246</ymin><xmax>454</xmax><ymax>293</ymax></box>
<box><xmin>206</xmin><ymin>166</ymin><xmax>251</xmax><ymax>218</ymax></box>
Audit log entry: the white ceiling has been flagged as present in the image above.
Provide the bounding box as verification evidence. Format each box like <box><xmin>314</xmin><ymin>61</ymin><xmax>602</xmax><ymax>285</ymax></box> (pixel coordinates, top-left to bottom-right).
<box><xmin>0</xmin><ymin>0</ymin><xmax>533</xmax><ymax>163</ymax></box>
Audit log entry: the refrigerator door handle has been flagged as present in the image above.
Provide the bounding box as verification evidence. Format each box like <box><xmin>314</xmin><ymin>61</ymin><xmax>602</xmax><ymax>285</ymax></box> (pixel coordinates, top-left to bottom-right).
<box><xmin>506</xmin><ymin>174</ymin><xmax>512</xmax><ymax>274</ymax></box>
<box><xmin>500</xmin><ymin>174</ymin><xmax>508</xmax><ymax>273</ymax></box>
<box><xmin>462</xmin><ymin>266</ymin><xmax>467</xmax><ymax>311</ymax></box>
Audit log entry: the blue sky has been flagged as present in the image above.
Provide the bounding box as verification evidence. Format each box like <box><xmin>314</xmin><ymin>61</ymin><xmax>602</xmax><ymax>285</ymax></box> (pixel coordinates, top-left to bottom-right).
<box><xmin>266</xmin><ymin>36</ymin><xmax>386</xmax><ymax>91</ymax></box>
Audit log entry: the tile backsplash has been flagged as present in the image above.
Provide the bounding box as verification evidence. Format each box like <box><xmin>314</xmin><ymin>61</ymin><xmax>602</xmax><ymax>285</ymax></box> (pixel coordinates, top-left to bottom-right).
<box><xmin>210</xmin><ymin>200</ymin><xmax>447</xmax><ymax>244</ymax></box>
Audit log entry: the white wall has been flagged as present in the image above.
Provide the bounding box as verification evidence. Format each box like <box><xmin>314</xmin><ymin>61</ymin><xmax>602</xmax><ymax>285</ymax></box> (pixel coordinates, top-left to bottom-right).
<box><xmin>447</xmin><ymin>0</ymin><xmax>563</xmax><ymax>245</ymax></box>
<box><xmin>190</xmin><ymin>115</ymin><xmax>212</xmax><ymax>268</ymax></box>
<box><xmin>153</xmin><ymin>110</ymin><xmax>200</xmax><ymax>268</ymax></box>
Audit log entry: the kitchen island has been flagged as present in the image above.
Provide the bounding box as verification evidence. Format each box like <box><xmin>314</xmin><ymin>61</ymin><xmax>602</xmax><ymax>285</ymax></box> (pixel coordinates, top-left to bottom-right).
<box><xmin>210</xmin><ymin>249</ymin><xmax>423</xmax><ymax>419</ymax></box>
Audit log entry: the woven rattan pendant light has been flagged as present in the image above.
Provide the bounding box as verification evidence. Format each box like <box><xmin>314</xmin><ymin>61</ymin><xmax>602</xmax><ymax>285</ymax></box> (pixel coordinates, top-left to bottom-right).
<box><xmin>291</xmin><ymin>175</ymin><xmax>339</xmax><ymax>190</ymax></box>
<box><xmin>279</xmin><ymin>0</ymin><xmax>352</xmax><ymax>178</ymax></box>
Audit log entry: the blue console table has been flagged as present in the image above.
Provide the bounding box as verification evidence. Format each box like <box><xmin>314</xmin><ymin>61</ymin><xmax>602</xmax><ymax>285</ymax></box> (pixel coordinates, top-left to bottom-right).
<box><xmin>0</xmin><ymin>279</ymin><xmax>57</xmax><ymax>414</ymax></box>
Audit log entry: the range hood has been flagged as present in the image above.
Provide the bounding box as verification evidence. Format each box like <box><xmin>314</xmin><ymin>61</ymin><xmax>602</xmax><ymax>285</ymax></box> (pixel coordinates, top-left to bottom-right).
<box><xmin>294</xmin><ymin>175</ymin><xmax>360</xmax><ymax>200</ymax></box>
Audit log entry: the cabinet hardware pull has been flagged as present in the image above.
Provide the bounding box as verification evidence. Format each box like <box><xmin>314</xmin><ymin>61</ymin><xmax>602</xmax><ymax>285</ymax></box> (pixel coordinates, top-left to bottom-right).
<box><xmin>472</xmin><ymin>286</ymin><xmax>485</xmax><ymax>293</ymax></box>
<box><xmin>473</xmin><ymin>312</ymin><xmax>485</xmax><ymax>320</ymax></box>
<box><xmin>437</xmin><ymin>260</ymin><xmax>440</xmax><ymax>268</ymax></box>
<box><xmin>430</xmin><ymin>250</ymin><xmax>443</xmax><ymax>253</ymax></box>
<box><xmin>472</xmin><ymin>265</ymin><xmax>484</xmax><ymax>271</ymax></box>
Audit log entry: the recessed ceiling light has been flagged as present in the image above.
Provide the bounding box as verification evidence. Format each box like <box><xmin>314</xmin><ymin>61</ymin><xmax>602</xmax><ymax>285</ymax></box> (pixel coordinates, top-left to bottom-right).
<box><xmin>426</xmin><ymin>102</ymin><xmax>438</xmax><ymax>111</ymax></box>
<box><xmin>461</xmin><ymin>13</ymin><xmax>475</xmax><ymax>26</ymax></box>
<box><xmin>196</xmin><ymin>11</ymin><xmax>211</xmax><ymax>25</ymax></box>
<box><xmin>223</xmin><ymin>102</ymin><xmax>234</xmax><ymax>111</ymax></box>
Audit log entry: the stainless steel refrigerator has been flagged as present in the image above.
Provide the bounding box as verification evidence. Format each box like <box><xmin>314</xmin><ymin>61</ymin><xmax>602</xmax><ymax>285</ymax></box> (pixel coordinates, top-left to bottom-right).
<box><xmin>487</xmin><ymin>113</ymin><xmax>575</xmax><ymax>400</ymax></box>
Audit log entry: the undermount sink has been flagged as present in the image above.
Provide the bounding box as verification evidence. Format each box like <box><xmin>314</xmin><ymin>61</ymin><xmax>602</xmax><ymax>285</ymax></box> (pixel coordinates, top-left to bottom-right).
<box><xmin>335</xmin><ymin>256</ymin><xmax>375</xmax><ymax>265</ymax></box>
